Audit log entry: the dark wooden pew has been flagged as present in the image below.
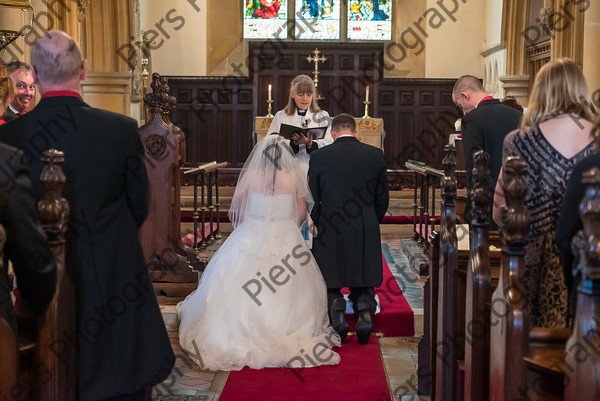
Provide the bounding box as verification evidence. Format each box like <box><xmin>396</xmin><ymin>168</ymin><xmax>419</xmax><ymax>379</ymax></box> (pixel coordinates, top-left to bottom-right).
<box><xmin>489</xmin><ymin>156</ymin><xmax>530</xmax><ymax>401</ymax></box>
<box><xmin>488</xmin><ymin>156</ymin><xmax>570</xmax><ymax>401</ymax></box>
<box><xmin>0</xmin><ymin>224</ymin><xmax>18</xmax><ymax>397</ymax></box>
<box><xmin>463</xmin><ymin>150</ymin><xmax>492</xmax><ymax>401</ymax></box>
<box><xmin>418</xmin><ymin>230</ymin><xmax>439</xmax><ymax>397</ymax></box>
<box><xmin>564</xmin><ymin>166</ymin><xmax>600</xmax><ymax>401</ymax></box>
<box><xmin>0</xmin><ymin>149</ymin><xmax>75</xmax><ymax>401</ymax></box>
<box><xmin>487</xmin><ymin>156</ymin><xmax>600</xmax><ymax>401</ymax></box>
<box><xmin>432</xmin><ymin>146</ymin><xmax>502</xmax><ymax>401</ymax></box>
<box><xmin>436</xmin><ymin>143</ymin><xmax>460</xmax><ymax>401</ymax></box>
<box><xmin>421</xmin><ymin>147</ymin><xmax>502</xmax><ymax>401</ymax></box>
<box><xmin>429</xmin><ymin>154</ymin><xmax>600</xmax><ymax>401</ymax></box>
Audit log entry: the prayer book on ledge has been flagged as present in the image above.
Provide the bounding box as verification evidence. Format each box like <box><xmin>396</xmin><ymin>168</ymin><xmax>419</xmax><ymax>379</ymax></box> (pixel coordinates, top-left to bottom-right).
<box><xmin>278</xmin><ymin>123</ymin><xmax>327</xmax><ymax>140</ymax></box>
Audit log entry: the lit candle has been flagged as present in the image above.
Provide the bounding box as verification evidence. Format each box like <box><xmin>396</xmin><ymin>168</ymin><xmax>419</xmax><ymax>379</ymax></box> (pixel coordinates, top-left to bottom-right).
<box><xmin>365</xmin><ymin>85</ymin><xmax>370</xmax><ymax>102</ymax></box>
<box><xmin>268</xmin><ymin>84</ymin><xmax>272</xmax><ymax>101</ymax></box>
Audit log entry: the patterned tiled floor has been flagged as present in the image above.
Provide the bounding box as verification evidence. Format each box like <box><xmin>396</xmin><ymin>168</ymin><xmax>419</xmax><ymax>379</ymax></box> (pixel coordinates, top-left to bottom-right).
<box><xmin>154</xmin><ymin>225</ymin><xmax>427</xmax><ymax>400</ymax></box>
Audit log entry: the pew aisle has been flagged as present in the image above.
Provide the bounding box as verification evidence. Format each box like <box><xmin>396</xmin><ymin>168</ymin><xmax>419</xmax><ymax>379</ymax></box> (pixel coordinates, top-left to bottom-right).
<box><xmin>153</xmin><ymin>226</ymin><xmax>428</xmax><ymax>401</ymax></box>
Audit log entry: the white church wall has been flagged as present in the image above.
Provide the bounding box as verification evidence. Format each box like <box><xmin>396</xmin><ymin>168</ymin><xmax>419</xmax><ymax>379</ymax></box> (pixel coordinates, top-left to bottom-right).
<box><xmin>482</xmin><ymin>0</ymin><xmax>506</xmax><ymax>98</ymax></box>
<box><xmin>140</xmin><ymin>0</ymin><xmax>207</xmax><ymax>76</ymax></box>
<box><xmin>483</xmin><ymin>50</ymin><xmax>507</xmax><ymax>98</ymax></box>
<box><xmin>424</xmin><ymin>0</ymin><xmax>486</xmax><ymax>79</ymax></box>
<box><xmin>485</xmin><ymin>0</ymin><xmax>503</xmax><ymax>50</ymax></box>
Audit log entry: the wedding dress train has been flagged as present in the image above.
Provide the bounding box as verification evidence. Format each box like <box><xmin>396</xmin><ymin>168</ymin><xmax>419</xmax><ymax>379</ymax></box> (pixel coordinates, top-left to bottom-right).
<box><xmin>177</xmin><ymin>193</ymin><xmax>341</xmax><ymax>371</ymax></box>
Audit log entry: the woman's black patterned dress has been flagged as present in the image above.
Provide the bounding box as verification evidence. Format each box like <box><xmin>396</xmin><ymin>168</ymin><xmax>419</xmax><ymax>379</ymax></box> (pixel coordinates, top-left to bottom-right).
<box><xmin>503</xmin><ymin>125</ymin><xmax>595</xmax><ymax>327</ymax></box>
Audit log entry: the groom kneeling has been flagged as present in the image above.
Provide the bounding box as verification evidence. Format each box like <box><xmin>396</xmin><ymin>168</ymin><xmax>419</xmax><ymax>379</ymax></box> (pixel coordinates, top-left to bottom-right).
<box><xmin>308</xmin><ymin>114</ymin><xmax>389</xmax><ymax>344</ymax></box>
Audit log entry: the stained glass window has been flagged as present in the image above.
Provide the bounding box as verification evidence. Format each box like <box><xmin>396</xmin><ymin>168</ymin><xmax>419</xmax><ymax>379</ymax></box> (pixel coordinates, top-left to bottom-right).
<box><xmin>243</xmin><ymin>0</ymin><xmax>288</xmax><ymax>40</ymax></box>
<box><xmin>242</xmin><ymin>0</ymin><xmax>393</xmax><ymax>41</ymax></box>
<box><xmin>294</xmin><ymin>1</ymin><xmax>340</xmax><ymax>40</ymax></box>
<box><xmin>347</xmin><ymin>0</ymin><xmax>392</xmax><ymax>40</ymax></box>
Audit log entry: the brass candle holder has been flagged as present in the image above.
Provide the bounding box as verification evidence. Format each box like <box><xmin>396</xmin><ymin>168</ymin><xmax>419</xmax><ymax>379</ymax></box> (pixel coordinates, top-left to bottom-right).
<box><xmin>266</xmin><ymin>99</ymin><xmax>274</xmax><ymax>118</ymax></box>
<box><xmin>362</xmin><ymin>100</ymin><xmax>372</xmax><ymax>119</ymax></box>
<box><xmin>362</xmin><ymin>85</ymin><xmax>371</xmax><ymax>118</ymax></box>
<box><xmin>141</xmin><ymin>58</ymin><xmax>149</xmax><ymax>94</ymax></box>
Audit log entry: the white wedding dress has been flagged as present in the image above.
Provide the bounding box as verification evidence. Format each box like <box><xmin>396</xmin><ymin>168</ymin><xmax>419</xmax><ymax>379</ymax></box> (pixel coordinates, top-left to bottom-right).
<box><xmin>177</xmin><ymin>193</ymin><xmax>341</xmax><ymax>371</ymax></box>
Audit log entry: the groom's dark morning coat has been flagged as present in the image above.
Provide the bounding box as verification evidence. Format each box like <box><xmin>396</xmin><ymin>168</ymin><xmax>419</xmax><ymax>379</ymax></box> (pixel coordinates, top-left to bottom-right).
<box><xmin>309</xmin><ymin>136</ymin><xmax>389</xmax><ymax>288</ymax></box>
<box><xmin>0</xmin><ymin>95</ymin><xmax>174</xmax><ymax>401</ymax></box>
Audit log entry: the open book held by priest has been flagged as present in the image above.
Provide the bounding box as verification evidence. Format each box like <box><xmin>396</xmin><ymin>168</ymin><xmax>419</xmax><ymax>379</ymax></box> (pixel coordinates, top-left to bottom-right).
<box><xmin>278</xmin><ymin>123</ymin><xmax>327</xmax><ymax>140</ymax></box>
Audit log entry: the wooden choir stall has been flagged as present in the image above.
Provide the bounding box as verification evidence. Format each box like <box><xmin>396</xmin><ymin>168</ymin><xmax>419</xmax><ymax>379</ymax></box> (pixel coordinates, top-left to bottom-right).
<box><xmin>417</xmin><ymin>145</ymin><xmax>600</xmax><ymax>401</ymax></box>
<box><xmin>139</xmin><ymin>72</ymin><xmax>228</xmax><ymax>292</ymax></box>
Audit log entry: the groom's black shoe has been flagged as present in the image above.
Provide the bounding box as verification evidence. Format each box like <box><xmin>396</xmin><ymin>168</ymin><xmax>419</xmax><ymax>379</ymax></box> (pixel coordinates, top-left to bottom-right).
<box><xmin>355</xmin><ymin>299</ymin><xmax>373</xmax><ymax>344</ymax></box>
<box><xmin>356</xmin><ymin>310</ymin><xmax>372</xmax><ymax>344</ymax></box>
<box><xmin>330</xmin><ymin>298</ymin><xmax>349</xmax><ymax>342</ymax></box>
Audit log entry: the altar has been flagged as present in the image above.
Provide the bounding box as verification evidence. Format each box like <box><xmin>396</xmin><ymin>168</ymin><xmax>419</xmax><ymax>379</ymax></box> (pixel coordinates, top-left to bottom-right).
<box><xmin>253</xmin><ymin>116</ymin><xmax>385</xmax><ymax>150</ymax></box>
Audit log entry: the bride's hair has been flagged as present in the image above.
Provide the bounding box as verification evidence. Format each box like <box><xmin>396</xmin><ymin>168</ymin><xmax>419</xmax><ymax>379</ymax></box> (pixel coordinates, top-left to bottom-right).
<box><xmin>228</xmin><ymin>135</ymin><xmax>313</xmax><ymax>228</ymax></box>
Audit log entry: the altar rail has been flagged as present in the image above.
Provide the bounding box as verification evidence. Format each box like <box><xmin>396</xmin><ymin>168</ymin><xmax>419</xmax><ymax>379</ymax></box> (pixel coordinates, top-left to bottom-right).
<box><xmin>182</xmin><ymin>161</ymin><xmax>229</xmax><ymax>248</ymax></box>
<box><xmin>405</xmin><ymin>161</ymin><xmax>444</xmax><ymax>246</ymax></box>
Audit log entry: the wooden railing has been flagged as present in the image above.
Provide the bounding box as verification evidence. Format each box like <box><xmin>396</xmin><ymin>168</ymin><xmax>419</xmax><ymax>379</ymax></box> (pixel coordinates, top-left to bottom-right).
<box><xmin>182</xmin><ymin>161</ymin><xmax>229</xmax><ymax>249</ymax></box>
<box><xmin>405</xmin><ymin>160</ymin><xmax>444</xmax><ymax>246</ymax></box>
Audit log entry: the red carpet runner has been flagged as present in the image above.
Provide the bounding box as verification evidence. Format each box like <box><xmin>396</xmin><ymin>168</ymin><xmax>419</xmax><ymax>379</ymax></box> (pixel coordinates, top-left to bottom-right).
<box><xmin>344</xmin><ymin>255</ymin><xmax>414</xmax><ymax>337</ymax></box>
<box><xmin>219</xmin><ymin>335</ymin><xmax>391</xmax><ymax>401</ymax></box>
<box><xmin>219</xmin><ymin>255</ymin><xmax>413</xmax><ymax>401</ymax></box>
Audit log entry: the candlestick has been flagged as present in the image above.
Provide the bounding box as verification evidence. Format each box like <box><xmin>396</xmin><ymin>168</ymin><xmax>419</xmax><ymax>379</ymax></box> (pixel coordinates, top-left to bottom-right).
<box><xmin>365</xmin><ymin>85</ymin><xmax>370</xmax><ymax>102</ymax></box>
<box><xmin>266</xmin><ymin>99</ymin><xmax>274</xmax><ymax>118</ymax></box>
<box><xmin>268</xmin><ymin>84</ymin><xmax>272</xmax><ymax>101</ymax></box>
<box><xmin>362</xmin><ymin>100</ymin><xmax>371</xmax><ymax>119</ymax></box>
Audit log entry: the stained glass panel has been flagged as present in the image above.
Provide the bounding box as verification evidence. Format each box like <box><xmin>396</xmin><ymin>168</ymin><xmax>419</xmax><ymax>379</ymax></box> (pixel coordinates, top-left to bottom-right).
<box><xmin>347</xmin><ymin>0</ymin><xmax>392</xmax><ymax>40</ymax></box>
<box><xmin>294</xmin><ymin>1</ymin><xmax>340</xmax><ymax>40</ymax></box>
<box><xmin>243</xmin><ymin>0</ymin><xmax>288</xmax><ymax>40</ymax></box>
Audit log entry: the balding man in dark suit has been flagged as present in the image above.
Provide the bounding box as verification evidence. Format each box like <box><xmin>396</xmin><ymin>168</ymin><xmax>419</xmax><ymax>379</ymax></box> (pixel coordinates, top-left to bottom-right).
<box><xmin>0</xmin><ymin>30</ymin><xmax>173</xmax><ymax>401</ymax></box>
<box><xmin>453</xmin><ymin>75</ymin><xmax>522</xmax><ymax>229</ymax></box>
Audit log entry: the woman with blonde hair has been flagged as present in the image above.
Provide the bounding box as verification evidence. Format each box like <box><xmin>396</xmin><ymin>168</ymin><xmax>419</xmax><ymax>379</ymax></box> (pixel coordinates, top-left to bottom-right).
<box><xmin>267</xmin><ymin>74</ymin><xmax>333</xmax><ymax>174</ymax></box>
<box><xmin>0</xmin><ymin>67</ymin><xmax>16</xmax><ymax>125</ymax></box>
<box><xmin>493</xmin><ymin>58</ymin><xmax>598</xmax><ymax>328</ymax></box>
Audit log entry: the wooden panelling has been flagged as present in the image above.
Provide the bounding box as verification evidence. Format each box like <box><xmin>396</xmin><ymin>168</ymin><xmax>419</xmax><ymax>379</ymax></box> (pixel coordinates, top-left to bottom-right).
<box><xmin>167</xmin><ymin>43</ymin><xmax>458</xmax><ymax>168</ymax></box>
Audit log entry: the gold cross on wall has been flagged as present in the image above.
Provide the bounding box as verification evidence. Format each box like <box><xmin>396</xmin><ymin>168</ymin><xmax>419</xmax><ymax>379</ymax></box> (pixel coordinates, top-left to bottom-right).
<box><xmin>306</xmin><ymin>48</ymin><xmax>327</xmax><ymax>100</ymax></box>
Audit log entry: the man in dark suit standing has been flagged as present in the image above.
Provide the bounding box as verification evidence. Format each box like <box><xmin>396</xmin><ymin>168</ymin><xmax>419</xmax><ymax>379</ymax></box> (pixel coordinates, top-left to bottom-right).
<box><xmin>453</xmin><ymin>75</ymin><xmax>522</xmax><ymax>229</ymax></box>
<box><xmin>0</xmin><ymin>30</ymin><xmax>174</xmax><ymax>401</ymax></box>
<box><xmin>0</xmin><ymin>144</ymin><xmax>56</xmax><ymax>337</ymax></box>
<box><xmin>308</xmin><ymin>114</ymin><xmax>389</xmax><ymax>345</ymax></box>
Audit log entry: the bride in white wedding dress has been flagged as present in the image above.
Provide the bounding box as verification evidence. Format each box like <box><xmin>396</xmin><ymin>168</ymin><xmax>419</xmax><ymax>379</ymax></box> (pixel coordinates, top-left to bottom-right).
<box><xmin>177</xmin><ymin>134</ymin><xmax>341</xmax><ymax>371</ymax></box>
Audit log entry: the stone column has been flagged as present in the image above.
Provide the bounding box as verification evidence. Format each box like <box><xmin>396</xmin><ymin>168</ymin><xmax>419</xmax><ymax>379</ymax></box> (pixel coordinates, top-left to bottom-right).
<box><xmin>548</xmin><ymin>0</ymin><xmax>585</xmax><ymax>64</ymax></box>
<box><xmin>499</xmin><ymin>0</ymin><xmax>530</xmax><ymax>105</ymax></box>
<box><xmin>503</xmin><ymin>0</ymin><xmax>528</xmax><ymax>76</ymax></box>
<box><xmin>499</xmin><ymin>74</ymin><xmax>530</xmax><ymax>107</ymax></box>
<box><xmin>582</xmin><ymin>0</ymin><xmax>600</xmax><ymax>97</ymax></box>
<box><xmin>80</xmin><ymin>0</ymin><xmax>133</xmax><ymax>115</ymax></box>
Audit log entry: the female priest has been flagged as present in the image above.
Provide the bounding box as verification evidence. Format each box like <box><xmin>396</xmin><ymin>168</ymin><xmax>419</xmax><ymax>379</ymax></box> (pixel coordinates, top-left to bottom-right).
<box><xmin>267</xmin><ymin>74</ymin><xmax>333</xmax><ymax>175</ymax></box>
